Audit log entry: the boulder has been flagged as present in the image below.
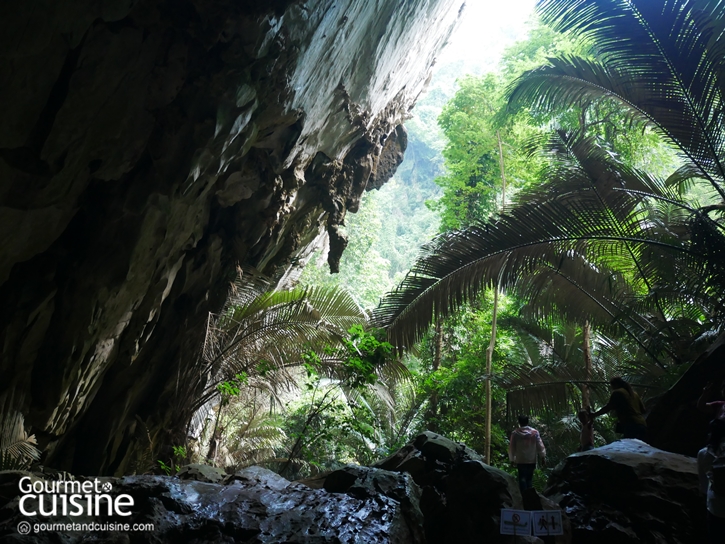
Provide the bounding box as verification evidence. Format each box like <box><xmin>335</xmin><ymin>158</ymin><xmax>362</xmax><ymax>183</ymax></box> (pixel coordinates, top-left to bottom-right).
<box><xmin>647</xmin><ymin>333</ymin><xmax>725</xmax><ymax>456</ymax></box>
<box><xmin>312</xmin><ymin>464</ymin><xmax>426</xmax><ymax>544</ymax></box>
<box><xmin>375</xmin><ymin>431</ymin><xmax>533</xmax><ymax>543</ymax></box>
<box><xmin>544</xmin><ymin>440</ymin><xmax>706</xmax><ymax>543</ymax></box>
<box><xmin>18</xmin><ymin>434</ymin><xmax>711</xmax><ymax>544</ymax></box>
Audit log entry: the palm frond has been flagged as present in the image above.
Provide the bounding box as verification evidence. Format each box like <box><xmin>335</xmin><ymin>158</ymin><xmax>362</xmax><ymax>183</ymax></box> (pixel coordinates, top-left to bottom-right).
<box><xmin>510</xmin><ymin>0</ymin><xmax>725</xmax><ymax>195</ymax></box>
<box><xmin>0</xmin><ymin>411</ymin><xmax>41</xmax><ymax>470</ymax></box>
<box><xmin>202</xmin><ymin>276</ymin><xmax>366</xmax><ymax>393</ymax></box>
<box><xmin>373</xmin><ymin>132</ymin><xmax>709</xmax><ymax>356</ymax></box>
<box><xmin>499</xmin><ymin>315</ymin><xmax>665</xmax><ymax>417</ymax></box>
<box><xmin>506</xmin><ymin>383</ymin><xmax>574</xmax><ymax>420</ymax></box>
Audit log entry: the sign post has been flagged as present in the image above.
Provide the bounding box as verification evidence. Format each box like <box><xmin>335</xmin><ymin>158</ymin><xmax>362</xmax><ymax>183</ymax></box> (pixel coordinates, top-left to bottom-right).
<box><xmin>501</xmin><ymin>508</ymin><xmax>563</xmax><ymax>538</ymax></box>
<box><xmin>500</xmin><ymin>509</ymin><xmax>532</xmax><ymax>536</ymax></box>
<box><xmin>532</xmin><ymin>510</ymin><xmax>564</xmax><ymax>537</ymax></box>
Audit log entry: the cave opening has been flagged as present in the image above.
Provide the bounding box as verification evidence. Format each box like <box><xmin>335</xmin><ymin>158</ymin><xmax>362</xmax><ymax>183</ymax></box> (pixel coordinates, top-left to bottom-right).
<box><xmin>0</xmin><ymin>1</ymin><xmax>722</xmax><ymax>542</ymax></box>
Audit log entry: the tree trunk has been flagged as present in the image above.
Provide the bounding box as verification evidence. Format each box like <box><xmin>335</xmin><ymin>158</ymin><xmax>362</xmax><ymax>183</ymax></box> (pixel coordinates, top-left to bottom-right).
<box><xmin>428</xmin><ymin>319</ymin><xmax>443</xmax><ymax>432</ymax></box>
<box><xmin>484</xmin><ymin>131</ymin><xmax>507</xmax><ymax>464</ymax></box>
<box><xmin>582</xmin><ymin>320</ymin><xmax>592</xmax><ymax>410</ymax></box>
<box><xmin>484</xmin><ymin>288</ymin><xmax>499</xmax><ymax>464</ymax></box>
<box><xmin>497</xmin><ymin>131</ymin><xmax>507</xmax><ymax>213</ymax></box>
<box><xmin>206</xmin><ymin>401</ymin><xmax>223</xmax><ymax>462</ymax></box>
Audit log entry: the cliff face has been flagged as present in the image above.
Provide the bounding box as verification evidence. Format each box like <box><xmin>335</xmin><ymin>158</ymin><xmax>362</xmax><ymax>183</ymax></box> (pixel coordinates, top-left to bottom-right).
<box><xmin>0</xmin><ymin>0</ymin><xmax>464</xmax><ymax>475</ymax></box>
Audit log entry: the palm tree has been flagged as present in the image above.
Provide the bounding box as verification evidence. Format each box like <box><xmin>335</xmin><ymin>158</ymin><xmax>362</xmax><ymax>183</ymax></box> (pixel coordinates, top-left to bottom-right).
<box><xmin>509</xmin><ymin>0</ymin><xmax>725</xmax><ymax>194</ymax></box>
<box><xmin>500</xmin><ymin>315</ymin><xmax>666</xmax><ymax>415</ymax></box>
<box><xmin>203</xmin><ymin>388</ymin><xmax>287</xmax><ymax>472</ymax></box>
<box><xmin>177</xmin><ymin>268</ymin><xmax>416</xmax><ymax>469</ymax></box>
<box><xmin>374</xmin><ymin>131</ymin><xmax>716</xmax><ymax>355</ymax></box>
<box><xmin>373</xmin><ymin>0</ymin><xmax>725</xmax><ymax>422</ymax></box>
<box><xmin>199</xmin><ymin>268</ymin><xmax>367</xmax><ymax>402</ymax></box>
<box><xmin>159</xmin><ymin>268</ymin><xmax>364</xmax><ymax>462</ymax></box>
<box><xmin>508</xmin><ymin>0</ymin><xmax>725</xmax><ymax>347</ymax></box>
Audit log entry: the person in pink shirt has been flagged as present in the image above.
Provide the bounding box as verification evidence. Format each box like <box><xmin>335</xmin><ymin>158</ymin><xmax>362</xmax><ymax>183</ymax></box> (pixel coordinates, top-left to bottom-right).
<box><xmin>508</xmin><ymin>415</ymin><xmax>546</xmax><ymax>492</ymax></box>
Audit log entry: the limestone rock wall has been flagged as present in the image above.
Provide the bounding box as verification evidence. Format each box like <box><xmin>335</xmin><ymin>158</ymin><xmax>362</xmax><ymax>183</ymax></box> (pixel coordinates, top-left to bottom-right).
<box><xmin>0</xmin><ymin>0</ymin><xmax>464</xmax><ymax>475</ymax></box>
<box><xmin>647</xmin><ymin>333</ymin><xmax>725</xmax><ymax>456</ymax></box>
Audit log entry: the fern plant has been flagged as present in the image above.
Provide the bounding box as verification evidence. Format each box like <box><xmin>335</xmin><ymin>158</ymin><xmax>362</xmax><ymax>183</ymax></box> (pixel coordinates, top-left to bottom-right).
<box><xmin>0</xmin><ymin>411</ymin><xmax>41</xmax><ymax>471</ymax></box>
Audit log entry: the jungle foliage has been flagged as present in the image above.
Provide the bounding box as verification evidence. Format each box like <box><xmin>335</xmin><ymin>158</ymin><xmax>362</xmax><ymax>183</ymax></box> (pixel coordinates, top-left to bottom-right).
<box><xmin>170</xmin><ymin>269</ymin><xmax>414</xmax><ymax>477</ymax></box>
<box><xmin>377</xmin><ymin>0</ymin><xmax>725</xmax><ymax>378</ymax></box>
<box><xmin>168</xmin><ymin>0</ymin><xmax>725</xmax><ymax>485</ymax></box>
<box><xmin>373</xmin><ymin>0</ymin><xmax>725</xmax><ymax>474</ymax></box>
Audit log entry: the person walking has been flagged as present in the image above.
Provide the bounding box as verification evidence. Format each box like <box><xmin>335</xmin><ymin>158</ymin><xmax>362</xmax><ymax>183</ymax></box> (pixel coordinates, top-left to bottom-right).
<box><xmin>698</xmin><ymin>418</ymin><xmax>725</xmax><ymax>544</ymax></box>
<box><xmin>508</xmin><ymin>415</ymin><xmax>546</xmax><ymax>492</ymax></box>
<box><xmin>592</xmin><ymin>376</ymin><xmax>647</xmax><ymax>440</ymax></box>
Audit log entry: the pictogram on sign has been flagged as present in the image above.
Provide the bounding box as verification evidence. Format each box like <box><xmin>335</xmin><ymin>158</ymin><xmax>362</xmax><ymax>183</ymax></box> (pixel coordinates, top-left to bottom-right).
<box><xmin>500</xmin><ymin>509</ymin><xmax>531</xmax><ymax>535</ymax></box>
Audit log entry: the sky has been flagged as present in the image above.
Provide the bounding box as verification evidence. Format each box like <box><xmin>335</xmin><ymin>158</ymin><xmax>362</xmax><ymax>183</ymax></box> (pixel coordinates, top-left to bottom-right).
<box><xmin>437</xmin><ymin>0</ymin><xmax>538</xmax><ymax>73</ymax></box>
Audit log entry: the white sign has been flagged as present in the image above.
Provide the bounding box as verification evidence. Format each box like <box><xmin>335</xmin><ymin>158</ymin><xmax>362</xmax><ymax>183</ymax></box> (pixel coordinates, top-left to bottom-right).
<box><xmin>500</xmin><ymin>509</ymin><xmax>532</xmax><ymax>535</ymax></box>
<box><xmin>532</xmin><ymin>510</ymin><xmax>564</xmax><ymax>536</ymax></box>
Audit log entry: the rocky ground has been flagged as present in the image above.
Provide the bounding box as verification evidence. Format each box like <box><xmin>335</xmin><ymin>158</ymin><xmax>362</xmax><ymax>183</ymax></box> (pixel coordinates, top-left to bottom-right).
<box><xmin>0</xmin><ymin>434</ymin><xmax>706</xmax><ymax>543</ymax></box>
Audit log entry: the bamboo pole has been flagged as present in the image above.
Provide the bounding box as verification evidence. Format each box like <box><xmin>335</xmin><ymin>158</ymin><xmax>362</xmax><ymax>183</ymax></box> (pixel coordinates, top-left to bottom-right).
<box><xmin>582</xmin><ymin>320</ymin><xmax>592</xmax><ymax>409</ymax></box>
<box><xmin>429</xmin><ymin>319</ymin><xmax>442</xmax><ymax>432</ymax></box>
<box><xmin>484</xmin><ymin>289</ymin><xmax>498</xmax><ymax>464</ymax></box>
<box><xmin>484</xmin><ymin>131</ymin><xmax>507</xmax><ymax>464</ymax></box>
<box><xmin>497</xmin><ymin>131</ymin><xmax>507</xmax><ymax>213</ymax></box>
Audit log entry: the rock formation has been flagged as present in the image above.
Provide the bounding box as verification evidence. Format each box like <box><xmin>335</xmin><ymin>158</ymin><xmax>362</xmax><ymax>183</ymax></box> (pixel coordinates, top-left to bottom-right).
<box><xmin>0</xmin><ymin>434</ymin><xmax>563</xmax><ymax>543</ymax></box>
<box><xmin>647</xmin><ymin>332</ymin><xmax>725</xmax><ymax>456</ymax></box>
<box><xmin>5</xmin><ymin>433</ymin><xmax>709</xmax><ymax>543</ymax></box>
<box><xmin>374</xmin><ymin>431</ymin><xmax>536</xmax><ymax>543</ymax></box>
<box><xmin>545</xmin><ymin>440</ymin><xmax>706</xmax><ymax>543</ymax></box>
<box><xmin>0</xmin><ymin>0</ymin><xmax>464</xmax><ymax>475</ymax></box>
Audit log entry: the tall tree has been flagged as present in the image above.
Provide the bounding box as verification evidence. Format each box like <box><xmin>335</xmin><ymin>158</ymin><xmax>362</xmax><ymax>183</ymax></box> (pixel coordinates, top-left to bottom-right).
<box><xmin>429</xmin><ymin>75</ymin><xmax>502</xmax><ymax>230</ymax></box>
